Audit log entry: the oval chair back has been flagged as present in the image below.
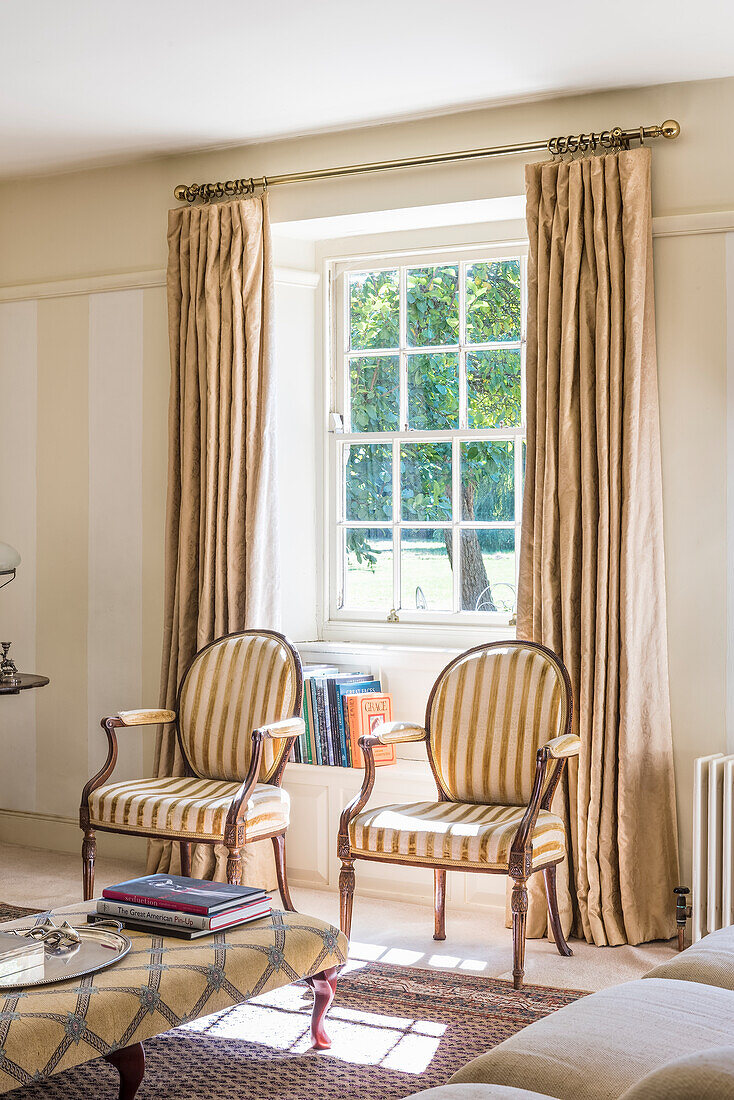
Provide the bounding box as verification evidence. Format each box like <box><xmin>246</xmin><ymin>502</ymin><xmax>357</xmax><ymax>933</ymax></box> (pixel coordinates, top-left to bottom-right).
<box><xmin>176</xmin><ymin>630</ymin><xmax>303</xmax><ymax>783</ymax></box>
<box><xmin>425</xmin><ymin>640</ymin><xmax>571</xmax><ymax>806</ymax></box>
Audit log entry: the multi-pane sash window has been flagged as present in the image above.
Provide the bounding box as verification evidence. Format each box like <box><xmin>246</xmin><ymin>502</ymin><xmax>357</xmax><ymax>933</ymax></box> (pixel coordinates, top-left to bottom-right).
<box><xmin>330</xmin><ymin>248</ymin><xmax>526</xmax><ymax>624</ymax></box>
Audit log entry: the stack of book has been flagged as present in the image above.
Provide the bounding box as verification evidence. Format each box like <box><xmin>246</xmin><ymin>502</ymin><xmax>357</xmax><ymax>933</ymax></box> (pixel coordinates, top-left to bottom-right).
<box><xmin>291</xmin><ymin>664</ymin><xmax>396</xmax><ymax>768</ymax></box>
<box><xmin>0</xmin><ymin>931</ymin><xmax>45</xmax><ymax>983</ymax></box>
<box><xmin>91</xmin><ymin>874</ymin><xmax>271</xmax><ymax>939</ymax></box>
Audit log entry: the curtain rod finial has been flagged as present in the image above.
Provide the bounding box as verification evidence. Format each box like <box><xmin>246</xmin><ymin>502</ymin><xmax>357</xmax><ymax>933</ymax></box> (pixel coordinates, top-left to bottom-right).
<box><xmin>661</xmin><ymin>120</ymin><xmax>680</xmax><ymax>140</ymax></box>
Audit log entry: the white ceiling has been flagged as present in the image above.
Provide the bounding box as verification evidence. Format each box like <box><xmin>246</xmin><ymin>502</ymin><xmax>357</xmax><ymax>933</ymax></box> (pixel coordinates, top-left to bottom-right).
<box><xmin>3</xmin><ymin>0</ymin><xmax>733</xmax><ymax>180</ymax></box>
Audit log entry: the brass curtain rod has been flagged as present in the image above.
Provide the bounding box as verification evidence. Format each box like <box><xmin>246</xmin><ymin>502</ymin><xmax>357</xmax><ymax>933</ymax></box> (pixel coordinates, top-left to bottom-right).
<box><xmin>173</xmin><ymin>119</ymin><xmax>680</xmax><ymax>204</ymax></box>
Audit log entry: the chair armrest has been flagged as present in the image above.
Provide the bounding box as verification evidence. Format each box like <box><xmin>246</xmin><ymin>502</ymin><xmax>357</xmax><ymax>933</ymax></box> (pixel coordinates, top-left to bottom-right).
<box><xmin>117</xmin><ymin>709</ymin><xmax>176</xmax><ymax>727</ymax></box>
<box><xmin>258</xmin><ymin>717</ymin><xmax>305</xmax><ymax>740</ymax></box>
<box><xmin>546</xmin><ymin>733</ymin><xmax>581</xmax><ymax>758</ymax></box>
<box><xmin>361</xmin><ymin>721</ymin><xmax>428</xmax><ymax>747</ymax></box>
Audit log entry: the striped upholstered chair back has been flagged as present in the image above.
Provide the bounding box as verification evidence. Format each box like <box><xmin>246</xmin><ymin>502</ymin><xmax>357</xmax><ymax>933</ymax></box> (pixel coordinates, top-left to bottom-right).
<box><xmin>426</xmin><ymin>641</ymin><xmax>571</xmax><ymax>806</ymax></box>
<box><xmin>177</xmin><ymin>631</ymin><xmax>302</xmax><ymax>784</ymax></box>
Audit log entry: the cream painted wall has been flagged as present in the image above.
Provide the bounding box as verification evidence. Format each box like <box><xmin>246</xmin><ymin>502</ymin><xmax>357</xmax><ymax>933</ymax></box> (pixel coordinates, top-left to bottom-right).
<box><xmin>0</xmin><ymin>75</ymin><xmax>732</xmax><ymax>908</ymax></box>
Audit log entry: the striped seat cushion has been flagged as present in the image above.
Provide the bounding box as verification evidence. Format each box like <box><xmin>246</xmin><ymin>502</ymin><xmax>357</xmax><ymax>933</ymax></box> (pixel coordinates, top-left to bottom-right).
<box><xmin>178</xmin><ymin>632</ymin><xmax>300</xmax><ymax>783</ymax></box>
<box><xmin>349</xmin><ymin>801</ymin><xmax>565</xmax><ymax>870</ymax></box>
<box><xmin>89</xmin><ymin>777</ymin><xmax>289</xmax><ymax>840</ymax></box>
<box><xmin>429</xmin><ymin>644</ymin><xmax>569</xmax><ymax>806</ymax></box>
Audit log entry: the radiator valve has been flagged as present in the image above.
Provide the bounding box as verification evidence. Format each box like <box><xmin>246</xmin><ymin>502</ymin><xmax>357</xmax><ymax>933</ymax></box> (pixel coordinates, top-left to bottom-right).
<box><xmin>674</xmin><ymin>886</ymin><xmax>692</xmax><ymax>952</ymax></box>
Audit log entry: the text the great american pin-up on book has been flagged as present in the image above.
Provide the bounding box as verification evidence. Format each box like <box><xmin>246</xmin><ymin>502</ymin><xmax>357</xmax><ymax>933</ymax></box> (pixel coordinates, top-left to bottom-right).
<box><xmin>102</xmin><ymin>874</ymin><xmax>267</xmax><ymax>915</ymax></box>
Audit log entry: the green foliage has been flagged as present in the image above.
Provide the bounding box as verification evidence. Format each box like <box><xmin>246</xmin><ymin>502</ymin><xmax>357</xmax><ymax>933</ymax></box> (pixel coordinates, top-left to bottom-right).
<box><xmin>466</xmin><ymin>261</ymin><xmax>521</xmax><ymax>343</ymax></box>
<box><xmin>350</xmin><ymin>270</ymin><xmax>399</xmax><ymax>350</ymax></box>
<box><xmin>344</xmin><ymin>259</ymin><xmax>522</xmax><ymax>603</ymax></box>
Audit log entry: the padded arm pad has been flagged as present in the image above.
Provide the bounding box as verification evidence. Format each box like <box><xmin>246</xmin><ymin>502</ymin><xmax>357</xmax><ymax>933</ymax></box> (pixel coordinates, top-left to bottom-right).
<box><xmin>259</xmin><ymin>717</ymin><xmax>305</xmax><ymax>740</ymax></box>
<box><xmin>545</xmin><ymin>733</ymin><xmax>581</xmax><ymax>758</ymax></box>
<box><xmin>117</xmin><ymin>709</ymin><xmax>176</xmax><ymax>726</ymax></box>
<box><xmin>365</xmin><ymin>721</ymin><xmax>428</xmax><ymax>745</ymax></box>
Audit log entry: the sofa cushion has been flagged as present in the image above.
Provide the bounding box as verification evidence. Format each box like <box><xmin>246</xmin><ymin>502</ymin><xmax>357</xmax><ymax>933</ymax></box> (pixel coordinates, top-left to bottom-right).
<box><xmin>620</xmin><ymin>1046</ymin><xmax>734</xmax><ymax>1098</ymax></box>
<box><xmin>643</xmin><ymin>925</ymin><xmax>734</xmax><ymax>990</ymax></box>
<box><xmin>449</xmin><ymin>979</ymin><xmax>734</xmax><ymax>1099</ymax></box>
<box><xmin>407</xmin><ymin>1087</ymin><xmax>555</xmax><ymax>1099</ymax></box>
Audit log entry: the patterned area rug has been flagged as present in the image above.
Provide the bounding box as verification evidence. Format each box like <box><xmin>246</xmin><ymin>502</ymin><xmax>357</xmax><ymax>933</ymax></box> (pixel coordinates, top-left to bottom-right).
<box><xmin>0</xmin><ymin>903</ymin><xmax>36</xmax><ymax>923</ymax></box>
<box><xmin>2</xmin><ymin>957</ymin><xmax>586</xmax><ymax>1099</ymax></box>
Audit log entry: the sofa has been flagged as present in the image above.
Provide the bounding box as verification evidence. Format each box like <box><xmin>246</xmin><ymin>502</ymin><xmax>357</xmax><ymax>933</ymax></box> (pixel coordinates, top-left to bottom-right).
<box><xmin>406</xmin><ymin>924</ymin><xmax>734</xmax><ymax>1099</ymax></box>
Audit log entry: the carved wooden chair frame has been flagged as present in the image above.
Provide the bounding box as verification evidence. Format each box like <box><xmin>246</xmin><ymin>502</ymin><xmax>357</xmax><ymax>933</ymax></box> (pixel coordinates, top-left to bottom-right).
<box><xmin>337</xmin><ymin>639</ymin><xmax>578</xmax><ymax>988</ymax></box>
<box><xmin>80</xmin><ymin>629</ymin><xmax>304</xmax><ymax>908</ymax></box>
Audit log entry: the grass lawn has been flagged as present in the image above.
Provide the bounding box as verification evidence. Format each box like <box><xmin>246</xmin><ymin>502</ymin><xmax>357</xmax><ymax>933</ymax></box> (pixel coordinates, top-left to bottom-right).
<box><xmin>344</xmin><ymin>539</ymin><xmax>516</xmax><ymax>613</ymax></box>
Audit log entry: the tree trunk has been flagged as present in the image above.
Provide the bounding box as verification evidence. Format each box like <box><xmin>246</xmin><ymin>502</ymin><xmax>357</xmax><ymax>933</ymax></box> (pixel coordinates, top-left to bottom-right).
<box><xmin>444</xmin><ymin>484</ymin><xmax>494</xmax><ymax>610</ymax></box>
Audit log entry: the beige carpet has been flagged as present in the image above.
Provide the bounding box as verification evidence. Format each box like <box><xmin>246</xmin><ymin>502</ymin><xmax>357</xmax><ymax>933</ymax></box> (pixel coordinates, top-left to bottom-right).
<box><xmin>0</xmin><ymin>960</ymin><xmax>586</xmax><ymax>1099</ymax></box>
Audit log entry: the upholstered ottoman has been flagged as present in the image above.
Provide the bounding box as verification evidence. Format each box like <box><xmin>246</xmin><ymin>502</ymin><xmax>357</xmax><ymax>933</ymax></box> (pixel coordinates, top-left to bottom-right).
<box><xmin>0</xmin><ymin>902</ymin><xmax>347</xmax><ymax>1097</ymax></box>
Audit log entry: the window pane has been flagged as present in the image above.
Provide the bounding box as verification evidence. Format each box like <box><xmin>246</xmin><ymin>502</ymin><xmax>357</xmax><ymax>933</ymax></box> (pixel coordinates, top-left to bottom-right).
<box><xmin>460</xmin><ymin>529</ymin><xmax>516</xmax><ymax>612</ymax></box>
<box><xmin>467</xmin><ymin>349</ymin><xmax>521</xmax><ymax>428</ymax></box>
<box><xmin>349</xmin><ymin>355</ymin><xmax>399</xmax><ymax>432</ymax></box>
<box><xmin>349</xmin><ymin>270</ymin><xmax>399</xmax><ymax>351</ymax></box>
<box><xmin>400</xmin><ymin>529</ymin><xmax>452</xmax><ymax>611</ymax></box>
<box><xmin>407</xmin><ymin>352</ymin><xmax>459</xmax><ymax>430</ymax></box>
<box><xmin>407</xmin><ymin>265</ymin><xmax>459</xmax><ymax>347</ymax></box>
<box><xmin>344</xmin><ymin>528</ymin><xmax>392</xmax><ymax>610</ymax></box>
<box><xmin>345</xmin><ymin>444</ymin><xmax>392</xmax><ymax>521</ymax></box>
<box><xmin>465</xmin><ymin>260</ymin><xmax>521</xmax><ymax>344</ymax></box>
<box><xmin>461</xmin><ymin>441</ymin><xmax>514</xmax><ymax>521</ymax></box>
<box><xmin>400</xmin><ymin>442</ymin><xmax>452</xmax><ymax>521</ymax></box>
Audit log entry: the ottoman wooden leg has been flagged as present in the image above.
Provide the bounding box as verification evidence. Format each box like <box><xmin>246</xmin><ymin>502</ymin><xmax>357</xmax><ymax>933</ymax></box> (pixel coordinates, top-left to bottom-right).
<box><xmin>305</xmin><ymin>966</ymin><xmax>338</xmax><ymax>1050</ymax></box>
<box><xmin>105</xmin><ymin>1042</ymin><xmax>145</xmax><ymax>1099</ymax></box>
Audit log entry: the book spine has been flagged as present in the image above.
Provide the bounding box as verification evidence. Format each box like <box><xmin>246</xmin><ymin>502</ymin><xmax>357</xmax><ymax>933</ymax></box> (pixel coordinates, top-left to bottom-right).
<box><xmin>101</xmin><ymin>890</ymin><xmax>210</xmax><ymax>915</ymax></box>
<box><xmin>327</xmin><ymin>679</ymin><xmax>346</xmax><ymax>766</ymax></box>
<box><xmin>309</xmin><ymin>678</ymin><xmax>322</xmax><ymax>765</ymax></box>
<box><xmin>314</xmin><ymin>679</ymin><xmax>333</xmax><ymax>765</ymax></box>
<box><xmin>301</xmin><ymin>694</ymin><xmax>311</xmax><ymax>764</ymax></box>
<box><xmin>347</xmin><ymin>695</ymin><xmax>363</xmax><ymax>768</ymax></box>
<box><xmin>97</xmin><ymin>898</ymin><xmax>212</xmax><ymax>929</ymax></box>
<box><xmin>305</xmin><ymin>681</ymin><xmax>317</xmax><ymax>764</ymax></box>
<box><xmin>336</xmin><ymin>687</ymin><xmax>350</xmax><ymax>767</ymax></box>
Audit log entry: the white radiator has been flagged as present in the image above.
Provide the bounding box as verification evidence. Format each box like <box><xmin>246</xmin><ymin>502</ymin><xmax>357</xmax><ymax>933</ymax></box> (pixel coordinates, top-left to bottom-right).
<box><xmin>692</xmin><ymin>753</ymin><xmax>734</xmax><ymax>940</ymax></box>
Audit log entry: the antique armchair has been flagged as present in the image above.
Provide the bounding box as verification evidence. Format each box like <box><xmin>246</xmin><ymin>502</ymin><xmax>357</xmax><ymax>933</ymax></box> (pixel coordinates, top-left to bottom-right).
<box><xmin>80</xmin><ymin>630</ymin><xmax>304</xmax><ymax>906</ymax></box>
<box><xmin>338</xmin><ymin>640</ymin><xmax>580</xmax><ymax>988</ymax></box>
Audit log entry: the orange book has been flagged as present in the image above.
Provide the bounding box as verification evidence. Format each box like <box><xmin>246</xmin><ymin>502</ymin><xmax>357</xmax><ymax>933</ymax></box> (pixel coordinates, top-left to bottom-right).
<box><xmin>345</xmin><ymin>693</ymin><xmax>396</xmax><ymax>768</ymax></box>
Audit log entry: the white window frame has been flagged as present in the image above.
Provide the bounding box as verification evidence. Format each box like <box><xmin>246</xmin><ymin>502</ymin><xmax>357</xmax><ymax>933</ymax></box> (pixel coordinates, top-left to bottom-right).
<box><xmin>323</xmin><ymin>240</ymin><xmax>528</xmax><ymax>637</ymax></box>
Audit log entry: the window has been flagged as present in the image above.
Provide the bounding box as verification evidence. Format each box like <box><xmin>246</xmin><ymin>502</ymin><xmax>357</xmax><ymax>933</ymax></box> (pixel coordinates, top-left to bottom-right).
<box><xmin>328</xmin><ymin>246</ymin><xmax>526</xmax><ymax>626</ymax></box>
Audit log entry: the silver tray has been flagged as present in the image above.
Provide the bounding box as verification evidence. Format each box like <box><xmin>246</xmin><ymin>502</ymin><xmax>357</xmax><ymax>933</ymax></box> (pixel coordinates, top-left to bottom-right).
<box><xmin>0</xmin><ymin>920</ymin><xmax>131</xmax><ymax>989</ymax></box>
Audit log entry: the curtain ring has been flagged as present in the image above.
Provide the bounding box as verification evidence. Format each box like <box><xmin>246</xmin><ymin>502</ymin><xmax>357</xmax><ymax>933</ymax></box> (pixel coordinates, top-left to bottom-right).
<box><xmin>262</xmin><ymin>176</ymin><xmax>268</xmax><ymax>192</ymax></box>
<box><xmin>639</xmin><ymin>126</ymin><xmax>645</xmax><ymax>146</ymax></box>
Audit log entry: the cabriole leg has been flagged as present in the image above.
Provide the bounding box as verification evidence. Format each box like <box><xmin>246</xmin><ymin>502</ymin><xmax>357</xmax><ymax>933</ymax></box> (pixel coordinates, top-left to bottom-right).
<box><xmin>305</xmin><ymin>966</ymin><xmax>338</xmax><ymax>1050</ymax></box>
<box><xmin>105</xmin><ymin>1041</ymin><xmax>145</xmax><ymax>1100</ymax></box>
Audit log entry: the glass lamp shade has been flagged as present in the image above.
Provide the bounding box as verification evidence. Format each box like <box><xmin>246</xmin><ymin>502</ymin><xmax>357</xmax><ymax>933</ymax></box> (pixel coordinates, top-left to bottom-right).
<box><xmin>0</xmin><ymin>543</ymin><xmax>20</xmax><ymax>575</ymax></box>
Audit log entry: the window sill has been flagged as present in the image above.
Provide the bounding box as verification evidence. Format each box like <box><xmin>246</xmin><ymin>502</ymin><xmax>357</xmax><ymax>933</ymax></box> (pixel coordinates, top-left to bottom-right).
<box><xmin>302</xmin><ymin>618</ymin><xmax>517</xmax><ymax>658</ymax></box>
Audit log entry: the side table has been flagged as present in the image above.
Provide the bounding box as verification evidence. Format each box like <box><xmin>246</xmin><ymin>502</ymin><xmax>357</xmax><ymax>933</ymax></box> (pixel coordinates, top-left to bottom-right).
<box><xmin>0</xmin><ymin>673</ymin><xmax>49</xmax><ymax>696</ymax></box>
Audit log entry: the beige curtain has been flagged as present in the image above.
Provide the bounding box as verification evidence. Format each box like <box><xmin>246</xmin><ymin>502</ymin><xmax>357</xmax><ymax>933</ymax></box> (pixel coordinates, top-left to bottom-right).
<box><xmin>147</xmin><ymin>194</ymin><xmax>279</xmax><ymax>885</ymax></box>
<box><xmin>518</xmin><ymin>147</ymin><xmax>679</xmax><ymax>946</ymax></box>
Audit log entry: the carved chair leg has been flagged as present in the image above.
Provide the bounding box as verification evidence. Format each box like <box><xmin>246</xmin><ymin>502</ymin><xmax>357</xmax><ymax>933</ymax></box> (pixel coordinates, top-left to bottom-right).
<box><xmin>272</xmin><ymin>833</ymin><xmax>296</xmax><ymax>912</ymax></box>
<box><xmin>338</xmin><ymin>858</ymin><xmax>355</xmax><ymax>939</ymax></box>
<box><xmin>226</xmin><ymin>846</ymin><xmax>243</xmax><ymax>886</ymax></box>
<box><xmin>511</xmin><ymin>875</ymin><xmax>528</xmax><ymax>990</ymax></box>
<box><xmin>304</xmin><ymin>966</ymin><xmax>338</xmax><ymax>1050</ymax></box>
<box><xmin>105</xmin><ymin>1041</ymin><xmax>145</xmax><ymax>1100</ymax></box>
<box><xmin>543</xmin><ymin>863</ymin><xmax>573</xmax><ymax>958</ymax></box>
<box><xmin>82</xmin><ymin>827</ymin><xmax>97</xmax><ymax>901</ymax></box>
<box><xmin>180</xmin><ymin>841</ymin><xmax>191</xmax><ymax>878</ymax></box>
<box><xmin>434</xmin><ymin>869</ymin><xmax>446</xmax><ymax>941</ymax></box>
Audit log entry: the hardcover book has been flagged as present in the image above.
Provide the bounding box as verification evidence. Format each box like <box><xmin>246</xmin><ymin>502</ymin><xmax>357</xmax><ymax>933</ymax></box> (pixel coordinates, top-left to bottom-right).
<box><xmin>336</xmin><ymin>679</ymin><xmax>381</xmax><ymax>765</ymax></box>
<box><xmin>345</xmin><ymin>693</ymin><xmax>396</xmax><ymax>768</ymax></box>
<box><xmin>101</xmin><ymin>874</ymin><xmax>267</xmax><ymax>916</ymax></box>
<box><xmin>96</xmin><ymin>895</ymin><xmax>272</xmax><ymax>931</ymax></box>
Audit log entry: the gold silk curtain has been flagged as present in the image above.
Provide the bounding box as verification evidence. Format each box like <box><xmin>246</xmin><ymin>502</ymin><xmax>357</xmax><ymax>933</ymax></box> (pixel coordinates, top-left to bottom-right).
<box><xmin>147</xmin><ymin>195</ymin><xmax>279</xmax><ymax>883</ymax></box>
<box><xmin>518</xmin><ymin>147</ymin><xmax>679</xmax><ymax>945</ymax></box>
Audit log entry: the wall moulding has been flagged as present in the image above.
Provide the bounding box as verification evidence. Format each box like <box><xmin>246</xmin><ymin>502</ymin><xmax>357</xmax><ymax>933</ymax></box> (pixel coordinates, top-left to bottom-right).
<box><xmin>0</xmin><ymin>266</ymin><xmax>319</xmax><ymax>304</ymax></box>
